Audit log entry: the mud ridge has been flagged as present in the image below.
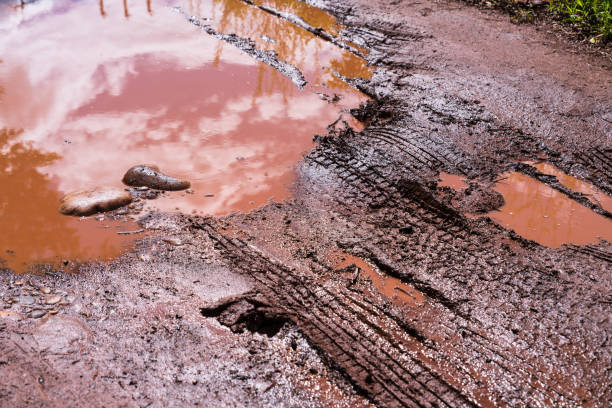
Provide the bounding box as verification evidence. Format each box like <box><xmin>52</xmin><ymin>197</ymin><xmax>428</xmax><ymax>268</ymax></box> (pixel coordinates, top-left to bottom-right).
<box><xmin>238</xmin><ymin>0</ymin><xmax>368</xmax><ymax>59</ymax></box>
<box><xmin>175</xmin><ymin>7</ymin><xmax>308</xmax><ymax>88</ymax></box>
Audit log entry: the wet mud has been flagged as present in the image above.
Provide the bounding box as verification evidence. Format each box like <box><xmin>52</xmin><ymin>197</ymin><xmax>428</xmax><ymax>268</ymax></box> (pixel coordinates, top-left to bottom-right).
<box><xmin>2</xmin><ymin>0</ymin><xmax>611</xmax><ymax>407</ymax></box>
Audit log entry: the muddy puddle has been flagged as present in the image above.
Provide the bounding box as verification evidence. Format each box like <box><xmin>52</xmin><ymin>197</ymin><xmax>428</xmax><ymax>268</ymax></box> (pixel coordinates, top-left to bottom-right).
<box><xmin>439</xmin><ymin>168</ymin><xmax>612</xmax><ymax>247</ymax></box>
<box><xmin>438</xmin><ymin>172</ymin><xmax>468</xmax><ymax>190</ymax></box>
<box><xmin>489</xmin><ymin>171</ymin><xmax>612</xmax><ymax>247</ymax></box>
<box><xmin>532</xmin><ymin>162</ymin><xmax>612</xmax><ymax>213</ymax></box>
<box><xmin>331</xmin><ymin>252</ymin><xmax>425</xmax><ymax>307</ymax></box>
<box><xmin>0</xmin><ymin>0</ymin><xmax>370</xmax><ymax>272</ymax></box>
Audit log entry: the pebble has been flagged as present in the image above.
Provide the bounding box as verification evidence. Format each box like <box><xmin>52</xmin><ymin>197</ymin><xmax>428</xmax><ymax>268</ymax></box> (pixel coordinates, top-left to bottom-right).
<box><xmin>45</xmin><ymin>296</ymin><xmax>62</xmax><ymax>305</ymax></box>
<box><xmin>122</xmin><ymin>164</ymin><xmax>190</xmax><ymax>191</ymax></box>
<box><xmin>18</xmin><ymin>296</ymin><xmax>35</xmax><ymax>305</ymax></box>
<box><xmin>14</xmin><ymin>279</ymin><xmax>24</xmax><ymax>286</ymax></box>
<box><xmin>163</xmin><ymin>237</ymin><xmax>183</xmax><ymax>246</ymax></box>
<box><xmin>30</xmin><ymin>310</ymin><xmax>46</xmax><ymax>319</ymax></box>
<box><xmin>186</xmin><ymin>189</ymin><xmax>194</xmax><ymax>194</ymax></box>
<box><xmin>59</xmin><ymin>187</ymin><xmax>132</xmax><ymax>216</ymax></box>
<box><xmin>40</xmin><ymin>287</ymin><xmax>51</xmax><ymax>294</ymax></box>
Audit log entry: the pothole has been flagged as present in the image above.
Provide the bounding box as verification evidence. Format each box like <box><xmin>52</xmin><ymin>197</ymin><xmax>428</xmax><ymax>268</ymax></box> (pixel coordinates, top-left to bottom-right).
<box><xmin>0</xmin><ymin>0</ymin><xmax>370</xmax><ymax>272</ymax></box>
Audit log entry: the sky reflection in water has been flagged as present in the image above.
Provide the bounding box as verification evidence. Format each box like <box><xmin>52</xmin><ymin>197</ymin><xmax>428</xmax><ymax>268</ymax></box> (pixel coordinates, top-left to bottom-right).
<box><xmin>0</xmin><ymin>0</ymin><xmax>370</xmax><ymax>271</ymax></box>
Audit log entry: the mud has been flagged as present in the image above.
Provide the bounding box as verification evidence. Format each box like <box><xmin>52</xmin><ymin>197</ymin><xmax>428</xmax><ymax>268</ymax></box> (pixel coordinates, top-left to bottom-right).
<box><xmin>2</xmin><ymin>0</ymin><xmax>612</xmax><ymax>407</ymax></box>
<box><xmin>122</xmin><ymin>164</ymin><xmax>191</xmax><ymax>191</ymax></box>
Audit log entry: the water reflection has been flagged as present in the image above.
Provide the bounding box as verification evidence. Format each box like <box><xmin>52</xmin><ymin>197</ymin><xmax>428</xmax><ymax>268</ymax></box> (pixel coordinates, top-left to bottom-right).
<box><xmin>490</xmin><ymin>172</ymin><xmax>612</xmax><ymax>247</ymax></box>
<box><xmin>0</xmin><ymin>128</ymin><xmax>138</xmax><ymax>272</ymax></box>
<box><xmin>533</xmin><ymin>162</ymin><xmax>612</xmax><ymax>213</ymax></box>
<box><xmin>0</xmin><ymin>0</ymin><xmax>369</xmax><ymax>270</ymax></box>
<box><xmin>183</xmin><ymin>0</ymin><xmax>372</xmax><ymax>100</ymax></box>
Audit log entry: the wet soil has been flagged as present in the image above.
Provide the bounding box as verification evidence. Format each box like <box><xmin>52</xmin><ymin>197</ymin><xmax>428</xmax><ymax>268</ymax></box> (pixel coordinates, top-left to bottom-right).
<box><xmin>2</xmin><ymin>0</ymin><xmax>611</xmax><ymax>407</ymax></box>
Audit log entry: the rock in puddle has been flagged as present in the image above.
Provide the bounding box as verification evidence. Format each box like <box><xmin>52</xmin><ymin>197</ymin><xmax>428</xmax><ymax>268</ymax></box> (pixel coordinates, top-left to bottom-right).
<box><xmin>59</xmin><ymin>187</ymin><xmax>132</xmax><ymax>216</ymax></box>
<box><xmin>122</xmin><ymin>164</ymin><xmax>190</xmax><ymax>191</ymax></box>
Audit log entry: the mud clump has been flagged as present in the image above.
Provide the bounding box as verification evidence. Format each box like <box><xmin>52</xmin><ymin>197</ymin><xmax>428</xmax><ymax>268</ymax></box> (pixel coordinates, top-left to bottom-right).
<box><xmin>59</xmin><ymin>187</ymin><xmax>132</xmax><ymax>216</ymax></box>
<box><xmin>122</xmin><ymin>165</ymin><xmax>190</xmax><ymax>191</ymax></box>
<box><xmin>452</xmin><ymin>184</ymin><xmax>505</xmax><ymax>214</ymax></box>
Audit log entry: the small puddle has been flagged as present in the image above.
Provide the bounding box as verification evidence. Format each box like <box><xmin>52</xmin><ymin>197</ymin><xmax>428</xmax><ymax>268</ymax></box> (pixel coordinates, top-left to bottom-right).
<box><xmin>0</xmin><ymin>0</ymin><xmax>370</xmax><ymax>272</ymax></box>
<box><xmin>489</xmin><ymin>172</ymin><xmax>612</xmax><ymax>247</ymax></box>
<box><xmin>438</xmin><ymin>172</ymin><xmax>468</xmax><ymax>190</ymax></box>
<box><xmin>532</xmin><ymin>162</ymin><xmax>612</xmax><ymax>213</ymax></box>
<box><xmin>330</xmin><ymin>252</ymin><xmax>425</xmax><ymax>307</ymax></box>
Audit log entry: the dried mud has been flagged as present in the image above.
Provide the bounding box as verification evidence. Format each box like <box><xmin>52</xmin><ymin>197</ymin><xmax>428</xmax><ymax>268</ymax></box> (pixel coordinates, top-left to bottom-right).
<box><xmin>2</xmin><ymin>0</ymin><xmax>611</xmax><ymax>407</ymax></box>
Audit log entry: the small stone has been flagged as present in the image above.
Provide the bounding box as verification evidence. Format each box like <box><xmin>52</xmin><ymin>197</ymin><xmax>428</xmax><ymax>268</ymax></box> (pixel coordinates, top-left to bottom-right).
<box><xmin>14</xmin><ymin>279</ymin><xmax>24</xmax><ymax>286</ymax></box>
<box><xmin>30</xmin><ymin>310</ymin><xmax>46</xmax><ymax>319</ymax></box>
<box><xmin>45</xmin><ymin>296</ymin><xmax>62</xmax><ymax>305</ymax></box>
<box><xmin>49</xmin><ymin>310</ymin><xmax>59</xmax><ymax>315</ymax></box>
<box><xmin>163</xmin><ymin>237</ymin><xmax>182</xmax><ymax>246</ymax></box>
<box><xmin>18</xmin><ymin>296</ymin><xmax>35</xmax><ymax>305</ymax></box>
<box><xmin>40</xmin><ymin>287</ymin><xmax>51</xmax><ymax>294</ymax></box>
<box><xmin>204</xmin><ymin>194</ymin><xmax>214</xmax><ymax>197</ymax></box>
<box><xmin>122</xmin><ymin>165</ymin><xmax>190</xmax><ymax>191</ymax></box>
<box><xmin>186</xmin><ymin>189</ymin><xmax>194</xmax><ymax>194</ymax></box>
<box><xmin>399</xmin><ymin>225</ymin><xmax>414</xmax><ymax>234</ymax></box>
<box><xmin>59</xmin><ymin>187</ymin><xmax>132</xmax><ymax>216</ymax></box>
<box><xmin>137</xmin><ymin>254</ymin><xmax>151</xmax><ymax>262</ymax></box>
<box><xmin>144</xmin><ymin>190</ymin><xmax>161</xmax><ymax>200</ymax></box>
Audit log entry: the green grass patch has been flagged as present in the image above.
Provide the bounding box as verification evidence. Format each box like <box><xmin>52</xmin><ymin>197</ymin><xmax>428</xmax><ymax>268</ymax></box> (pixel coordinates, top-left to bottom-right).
<box><xmin>548</xmin><ymin>0</ymin><xmax>611</xmax><ymax>43</ymax></box>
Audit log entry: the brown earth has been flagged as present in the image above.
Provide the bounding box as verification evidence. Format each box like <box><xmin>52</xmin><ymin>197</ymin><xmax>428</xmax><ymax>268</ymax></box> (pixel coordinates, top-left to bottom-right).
<box><xmin>1</xmin><ymin>0</ymin><xmax>611</xmax><ymax>407</ymax></box>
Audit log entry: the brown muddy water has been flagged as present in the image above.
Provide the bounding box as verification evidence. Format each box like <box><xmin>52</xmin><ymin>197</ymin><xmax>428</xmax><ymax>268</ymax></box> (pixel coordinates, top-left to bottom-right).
<box><xmin>438</xmin><ymin>172</ymin><xmax>468</xmax><ymax>190</ymax></box>
<box><xmin>331</xmin><ymin>252</ymin><xmax>425</xmax><ymax>308</ymax></box>
<box><xmin>0</xmin><ymin>0</ymin><xmax>370</xmax><ymax>272</ymax></box>
<box><xmin>490</xmin><ymin>171</ymin><xmax>612</xmax><ymax>248</ymax></box>
<box><xmin>439</xmin><ymin>168</ymin><xmax>612</xmax><ymax>247</ymax></box>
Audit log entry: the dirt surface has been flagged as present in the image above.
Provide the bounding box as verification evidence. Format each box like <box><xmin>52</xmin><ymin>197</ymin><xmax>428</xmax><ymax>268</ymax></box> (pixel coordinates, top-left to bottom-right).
<box><xmin>2</xmin><ymin>0</ymin><xmax>611</xmax><ymax>407</ymax></box>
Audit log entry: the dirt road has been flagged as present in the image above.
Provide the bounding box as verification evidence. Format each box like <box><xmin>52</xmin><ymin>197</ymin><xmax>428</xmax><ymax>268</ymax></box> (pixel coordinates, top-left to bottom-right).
<box><xmin>1</xmin><ymin>0</ymin><xmax>610</xmax><ymax>407</ymax></box>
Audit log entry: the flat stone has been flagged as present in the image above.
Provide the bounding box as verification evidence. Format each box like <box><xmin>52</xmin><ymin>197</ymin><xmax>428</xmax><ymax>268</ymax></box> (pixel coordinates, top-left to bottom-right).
<box><xmin>122</xmin><ymin>164</ymin><xmax>190</xmax><ymax>191</ymax></box>
<box><xmin>59</xmin><ymin>187</ymin><xmax>132</xmax><ymax>216</ymax></box>
<box><xmin>30</xmin><ymin>309</ymin><xmax>46</xmax><ymax>319</ymax></box>
<box><xmin>45</xmin><ymin>296</ymin><xmax>62</xmax><ymax>305</ymax></box>
<box><xmin>18</xmin><ymin>295</ymin><xmax>35</xmax><ymax>305</ymax></box>
<box><xmin>163</xmin><ymin>237</ymin><xmax>183</xmax><ymax>246</ymax></box>
<box><xmin>34</xmin><ymin>316</ymin><xmax>91</xmax><ymax>353</ymax></box>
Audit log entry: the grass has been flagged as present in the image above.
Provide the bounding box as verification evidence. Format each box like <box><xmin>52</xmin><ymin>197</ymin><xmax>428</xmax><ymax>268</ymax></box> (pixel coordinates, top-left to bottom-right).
<box><xmin>548</xmin><ymin>0</ymin><xmax>611</xmax><ymax>44</ymax></box>
<box><xmin>468</xmin><ymin>0</ymin><xmax>611</xmax><ymax>46</ymax></box>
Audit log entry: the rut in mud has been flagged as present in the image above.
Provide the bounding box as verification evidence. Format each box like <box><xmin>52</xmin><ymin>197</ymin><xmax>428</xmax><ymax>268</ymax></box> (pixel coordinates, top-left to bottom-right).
<box><xmin>178</xmin><ymin>0</ymin><xmax>611</xmax><ymax>406</ymax></box>
<box><xmin>1</xmin><ymin>0</ymin><xmax>611</xmax><ymax>407</ymax></box>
